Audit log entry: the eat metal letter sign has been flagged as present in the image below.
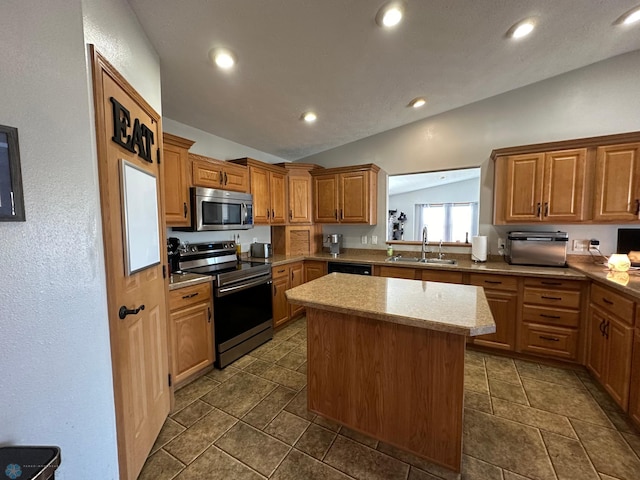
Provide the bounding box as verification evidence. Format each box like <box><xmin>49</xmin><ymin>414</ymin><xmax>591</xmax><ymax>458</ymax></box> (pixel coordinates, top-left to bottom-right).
<box><xmin>110</xmin><ymin>97</ymin><xmax>155</xmax><ymax>163</ymax></box>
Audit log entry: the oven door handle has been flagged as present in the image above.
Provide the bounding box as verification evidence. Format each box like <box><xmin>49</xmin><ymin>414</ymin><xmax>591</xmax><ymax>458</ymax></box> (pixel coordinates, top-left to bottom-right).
<box><xmin>216</xmin><ymin>277</ymin><xmax>272</xmax><ymax>297</ymax></box>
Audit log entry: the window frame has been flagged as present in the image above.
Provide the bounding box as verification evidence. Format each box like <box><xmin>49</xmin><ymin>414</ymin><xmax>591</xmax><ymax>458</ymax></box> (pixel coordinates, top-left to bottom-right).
<box><xmin>0</xmin><ymin>124</ymin><xmax>26</xmax><ymax>221</ymax></box>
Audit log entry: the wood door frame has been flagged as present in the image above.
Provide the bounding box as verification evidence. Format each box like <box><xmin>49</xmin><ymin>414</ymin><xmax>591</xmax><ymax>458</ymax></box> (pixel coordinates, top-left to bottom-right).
<box><xmin>89</xmin><ymin>45</ymin><xmax>171</xmax><ymax>479</ymax></box>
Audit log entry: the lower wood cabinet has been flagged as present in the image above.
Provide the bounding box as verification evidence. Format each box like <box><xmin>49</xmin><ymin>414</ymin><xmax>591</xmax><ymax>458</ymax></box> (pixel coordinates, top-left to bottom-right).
<box><xmin>168</xmin><ymin>282</ymin><xmax>214</xmax><ymax>387</ymax></box>
<box><xmin>629</xmin><ymin>320</ymin><xmax>640</xmax><ymax>428</ymax></box>
<box><xmin>304</xmin><ymin>260</ymin><xmax>327</xmax><ymax>283</ymax></box>
<box><xmin>469</xmin><ymin>274</ymin><xmax>518</xmax><ymax>351</ymax></box>
<box><xmin>377</xmin><ymin>265</ymin><xmax>416</xmax><ymax>279</ymax></box>
<box><xmin>272</xmin><ymin>262</ymin><xmax>305</xmax><ymax>328</ymax></box>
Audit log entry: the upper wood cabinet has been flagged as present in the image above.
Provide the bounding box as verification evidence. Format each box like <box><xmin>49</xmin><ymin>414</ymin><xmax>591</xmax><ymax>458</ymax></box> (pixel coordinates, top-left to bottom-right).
<box><xmin>191</xmin><ymin>153</ymin><xmax>248</xmax><ymax>193</ymax></box>
<box><xmin>162</xmin><ymin>133</ymin><xmax>195</xmax><ymax>227</ymax></box>
<box><xmin>230</xmin><ymin>158</ymin><xmax>287</xmax><ymax>225</ymax></box>
<box><xmin>593</xmin><ymin>143</ymin><xmax>640</xmax><ymax>222</ymax></box>
<box><xmin>276</xmin><ymin>163</ymin><xmax>323</xmax><ymax>224</ymax></box>
<box><xmin>496</xmin><ymin>148</ymin><xmax>589</xmax><ymax>223</ymax></box>
<box><xmin>311</xmin><ymin>164</ymin><xmax>380</xmax><ymax>224</ymax></box>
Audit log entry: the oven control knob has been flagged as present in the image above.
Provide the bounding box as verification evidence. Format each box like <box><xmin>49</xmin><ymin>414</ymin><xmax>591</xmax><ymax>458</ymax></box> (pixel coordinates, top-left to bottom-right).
<box><xmin>190</xmin><ymin>246</ymin><xmax>197</xmax><ymax>252</ymax></box>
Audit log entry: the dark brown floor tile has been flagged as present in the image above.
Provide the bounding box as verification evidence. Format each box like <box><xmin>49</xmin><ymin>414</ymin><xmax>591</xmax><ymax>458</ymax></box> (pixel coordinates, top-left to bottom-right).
<box><xmin>571</xmin><ymin>418</ymin><xmax>640</xmax><ymax>480</ymax></box>
<box><xmin>244</xmin><ymin>359</ymin><xmax>273</xmax><ymax>376</ymax></box>
<box><xmin>215</xmin><ymin>421</ymin><xmax>290</xmax><ymax>477</ymax></box>
<box><xmin>276</xmin><ymin>351</ymin><xmax>307</xmax><ymax>370</ymax></box>
<box><xmin>201</xmin><ymin>371</ymin><xmax>278</xmax><ymax>417</ymax></box>
<box><xmin>232</xmin><ymin>355</ymin><xmax>258</xmax><ymax>370</ymax></box>
<box><xmin>464</xmin><ymin>391</ymin><xmax>493</xmax><ymax>414</ymax></box>
<box><xmin>138</xmin><ymin>449</ymin><xmax>184</xmax><ymax>480</ymax></box>
<box><xmin>541</xmin><ymin>430</ymin><xmax>599</xmax><ymax>480</ymax></box>
<box><xmin>296</xmin><ymin>361</ymin><xmax>307</xmax><ymax>373</ymax></box>
<box><xmin>284</xmin><ymin>387</ymin><xmax>316</xmax><ymax>421</ymax></box>
<box><xmin>463</xmin><ymin>408</ymin><xmax>555</xmax><ymax>480</ymax></box>
<box><xmin>294</xmin><ymin>423</ymin><xmax>337</xmax><ymax>460</ymax></box>
<box><xmin>242</xmin><ymin>385</ymin><xmax>297</xmax><ymax>430</ymax></box>
<box><xmin>258</xmin><ymin>364</ymin><xmax>307</xmax><ymax>390</ymax></box>
<box><xmin>465</xmin><ymin>349</ymin><xmax>485</xmax><ymax>368</ymax></box>
<box><xmin>288</xmin><ymin>330</ymin><xmax>307</xmax><ymax>344</ymax></box>
<box><xmin>622</xmin><ymin>431</ymin><xmax>640</xmax><ymax>457</ymax></box>
<box><xmin>171</xmin><ymin>399</ymin><xmax>213</xmax><ymax>428</ymax></box>
<box><xmin>488</xmin><ymin>378</ymin><xmax>529</xmax><ymax>405</ymax></box>
<box><xmin>174</xmin><ymin>445</ymin><xmax>264</xmax><ymax>480</ymax></box>
<box><xmin>599</xmin><ymin>474</ymin><xmax>622</xmax><ymax>480</ymax></box>
<box><xmin>604</xmin><ymin>409</ymin><xmax>638</xmax><ymax>434</ymax></box>
<box><xmin>265</xmin><ymin>410</ymin><xmax>311</xmax><ymax>445</ymax></box>
<box><xmin>377</xmin><ymin>442</ymin><xmax>460</xmax><ymax>480</ymax></box>
<box><xmin>515</xmin><ymin>360</ymin><xmax>584</xmax><ymax>389</ymax></box>
<box><xmin>492</xmin><ymin>397</ymin><xmax>576</xmax><ymax>438</ymax></box>
<box><xmin>271</xmin><ymin>449</ymin><xmax>351</xmax><ymax>480</ymax></box>
<box><xmin>503</xmin><ymin>472</ymin><xmax>532</xmax><ymax>480</ymax></box>
<box><xmin>339</xmin><ymin>426</ymin><xmax>378</xmax><ymax>449</ymax></box>
<box><xmin>324</xmin><ymin>435</ymin><xmax>409</xmax><ymax>480</ymax></box>
<box><xmin>255</xmin><ymin>340</ymin><xmax>298</xmax><ymax>363</ymax></box>
<box><xmin>581</xmin><ymin>377</ymin><xmax>625</xmax><ymax>413</ymax></box>
<box><xmin>462</xmin><ymin>454</ymin><xmax>503</xmax><ymax>480</ymax></box>
<box><xmin>486</xmin><ymin>356</ymin><xmax>521</xmax><ymax>385</ymax></box>
<box><xmin>151</xmin><ymin>418</ymin><xmax>186</xmax><ymax>454</ymax></box>
<box><xmin>205</xmin><ymin>365</ymin><xmax>239</xmax><ymax>383</ymax></box>
<box><xmin>164</xmin><ymin>408</ymin><xmax>237</xmax><ymax>464</ymax></box>
<box><xmin>408</xmin><ymin>466</ymin><xmax>444</xmax><ymax>480</ymax></box>
<box><xmin>465</xmin><ymin>365</ymin><xmax>489</xmax><ymax>395</ymax></box>
<box><xmin>521</xmin><ymin>377</ymin><xmax>612</xmax><ymax>427</ymax></box>
<box><xmin>173</xmin><ymin>376</ymin><xmax>220</xmax><ymax>411</ymax></box>
<box><xmin>314</xmin><ymin>415</ymin><xmax>341</xmax><ymax>432</ymax></box>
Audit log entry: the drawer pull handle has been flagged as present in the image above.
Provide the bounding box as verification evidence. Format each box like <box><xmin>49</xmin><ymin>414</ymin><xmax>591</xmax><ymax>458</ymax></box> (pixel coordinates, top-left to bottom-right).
<box><xmin>536</xmin><ymin>202</ymin><xmax>541</xmax><ymax>217</ymax></box>
<box><xmin>599</xmin><ymin>318</ymin><xmax>606</xmax><ymax>335</ymax></box>
<box><xmin>539</xmin><ymin>335</ymin><xmax>559</xmax><ymax>342</ymax></box>
<box><xmin>181</xmin><ymin>292</ymin><xmax>199</xmax><ymax>299</ymax></box>
<box><xmin>604</xmin><ymin>320</ymin><xmax>610</xmax><ymax>339</ymax></box>
<box><xmin>602</xmin><ymin>298</ymin><xmax>613</xmax><ymax>305</ymax></box>
<box><xmin>540</xmin><ymin>314</ymin><xmax>561</xmax><ymax>319</ymax></box>
<box><xmin>484</xmin><ymin>280</ymin><xmax>502</xmax><ymax>284</ymax></box>
<box><xmin>540</xmin><ymin>281</ymin><xmax>561</xmax><ymax>286</ymax></box>
<box><xmin>277</xmin><ymin>269</ymin><xmax>286</xmax><ymax>273</ymax></box>
<box><xmin>208</xmin><ymin>307</ymin><xmax>212</xmax><ymax>323</ymax></box>
<box><xmin>541</xmin><ymin>295</ymin><xmax>562</xmax><ymax>300</ymax></box>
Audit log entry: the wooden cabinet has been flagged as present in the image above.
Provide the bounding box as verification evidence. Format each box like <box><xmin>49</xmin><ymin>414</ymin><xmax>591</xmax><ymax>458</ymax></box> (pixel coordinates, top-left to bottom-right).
<box><xmin>469</xmin><ymin>274</ymin><xmax>519</xmax><ymax>351</ymax></box>
<box><xmin>420</xmin><ymin>269</ymin><xmax>463</xmax><ymax>284</ymax></box>
<box><xmin>276</xmin><ymin>163</ymin><xmax>322</xmax><ymax>224</ymax></box>
<box><xmin>311</xmin><ymin>164</ymin><xmax>380</xmax><ymax>224</ymax></box>
<box><xmin>496</xmin><ymin>148</ymin><xmax>588</xmax><ymax>223</ymax></box>
<box><xmin>230</xmin><ymin>158</ymin><xmax>287</xmax><ymax>225</ymax></box>
<box><xmin>586</xmin><ymin>283</ymin><xmax>635</xmax><ymax>410</ymax></box>
<box><xmin>629</xmin><ymin>307</ymin><xmax>640</xmax><ymax>428</ymax></box>
<box><xmin>271</xmin><ymin>225</ymin><xmax>323</xmax><ymax>256</ymax></box>
<box><xmin>168</xmin><ymin>282</ymin><xmax>214</xmax><ymax>387</ymax></box>
<box><xmin>191</xmin><ymin>154</ymin><xmax>249</xmax><ymax>193</ymax></box>
<box><xmin>593</xmin><ymin>143</ymin><xmax>640</xmax><ymax>222</ymax></box>
<box><xmin>377</xmin><ymin>265</ymin><xmax>416</xmax><ymax>279</ymax></box>
<box><xmin>272</xmin><ymin>262</ymin><xmax>305</xmax><ymax>328</ymax></box>
<box><xmin>304</xmin><ymin>260</ymin><xmax>327</xmax><ymax>283</ymax></box>
<box><xmin>162</xmin><ymin>133</ymin><xmax>195</xmax><ymax>226</ymax></box>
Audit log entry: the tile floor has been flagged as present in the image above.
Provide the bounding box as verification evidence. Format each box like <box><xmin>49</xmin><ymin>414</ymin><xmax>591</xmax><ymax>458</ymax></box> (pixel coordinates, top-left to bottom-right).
<box><xmin>140</xmin><ymin>317</ymin><xmax>640</xmax><ymax>480</ymax></box>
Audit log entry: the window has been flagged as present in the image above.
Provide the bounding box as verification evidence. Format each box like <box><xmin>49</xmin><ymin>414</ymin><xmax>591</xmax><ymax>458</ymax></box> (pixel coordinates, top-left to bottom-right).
<box><xmin>414</xmin><ymin>202</ymin><xmax>478</xmax><ymax>243</ymax></box>
<box><xmin>0</xmin><ymin>125</ymin><xmax>25</xmax><ymax>221</ymax></box>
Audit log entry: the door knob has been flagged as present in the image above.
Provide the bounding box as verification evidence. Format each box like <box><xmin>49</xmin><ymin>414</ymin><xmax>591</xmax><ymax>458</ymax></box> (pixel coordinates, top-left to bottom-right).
<box><xmin>119</xmin><ymin>304</ymin><xmax>145</xmax><ymax>320</ymax></box>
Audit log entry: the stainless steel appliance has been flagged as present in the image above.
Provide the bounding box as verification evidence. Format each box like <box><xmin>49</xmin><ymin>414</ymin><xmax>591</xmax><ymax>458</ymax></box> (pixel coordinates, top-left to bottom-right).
<box><xmin>175</xmin><ymin>187</ymin><xmax>253</xmax><ymax>232</ymax></box>
<box><xmin>178</xmin><ymin>241</ymin><xmax>272</xmax><ymax>368</ymax></box>
<box><xmin>250</xmin><ymin>242</ymin><xmax>272</xmax><ymax>258</ymax></box>
<box><xmin>505</xmin><ymin>231</ymin><xmax>568</xmax><ymax>267</ymax></box>
<box><xmin>324</xmin><ymin>233</ymin><xmax>343</xmax><ymax>257</ymax></box>
<box><xmin>327</xmin><ymin>262</ymin><xmax>372</xmax><ymax>275</ymax></box>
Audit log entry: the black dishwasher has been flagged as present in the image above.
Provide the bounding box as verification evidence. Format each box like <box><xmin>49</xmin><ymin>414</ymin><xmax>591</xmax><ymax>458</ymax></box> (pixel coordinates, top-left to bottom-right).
<box><xmin>327</xmin><ymin>262</ymin><xmax>372</xmax><ymax>275</ymax></box>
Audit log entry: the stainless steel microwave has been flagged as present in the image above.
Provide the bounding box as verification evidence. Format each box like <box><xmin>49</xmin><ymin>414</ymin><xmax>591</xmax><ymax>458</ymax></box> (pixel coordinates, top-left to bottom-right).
<box><xmin>177</xmin><ymin>187</ymin><xmax>253</xmax><ymax>231</ymax></box>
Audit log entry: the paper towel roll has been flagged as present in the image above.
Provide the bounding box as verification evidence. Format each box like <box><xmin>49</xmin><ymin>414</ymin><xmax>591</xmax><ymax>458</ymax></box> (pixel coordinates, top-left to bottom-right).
<box><xmin>471</xmin><ymin>236</ymin><xmax>487</xmax><ymax>262</ymax></box>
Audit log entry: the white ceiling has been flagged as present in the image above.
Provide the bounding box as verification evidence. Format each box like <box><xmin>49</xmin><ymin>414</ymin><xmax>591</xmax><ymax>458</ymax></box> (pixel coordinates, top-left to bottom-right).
<box><xmin>128</xmin><ymin>1</ymin><xmax>640</xmax><ymax>161</ymax></box>
<box><xmin>389</xmin><ymin>167</ymin><xmax>481</xmax><ymax>196</ymax></box>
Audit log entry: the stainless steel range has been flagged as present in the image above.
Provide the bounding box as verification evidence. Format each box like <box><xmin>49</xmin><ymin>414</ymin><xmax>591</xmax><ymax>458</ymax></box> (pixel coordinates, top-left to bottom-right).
<box><xmin>178</xmin><ymin>241</ymin><xmax>273</xmax><ymax>368</ymax></box>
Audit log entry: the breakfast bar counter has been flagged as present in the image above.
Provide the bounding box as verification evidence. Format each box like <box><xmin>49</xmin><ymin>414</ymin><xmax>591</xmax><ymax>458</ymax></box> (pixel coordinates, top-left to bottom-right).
<box><xmin>286</xmin><ymin>273</ymin><xmax>496</xmax><ymax>473</ymax></box>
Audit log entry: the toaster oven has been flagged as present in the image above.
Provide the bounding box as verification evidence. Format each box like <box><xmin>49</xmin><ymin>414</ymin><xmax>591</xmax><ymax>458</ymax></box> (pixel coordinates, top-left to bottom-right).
<box><xmin>505</xmin><ymin>231</ymin><xmax>568</xmax><ymax>267</ymax></box>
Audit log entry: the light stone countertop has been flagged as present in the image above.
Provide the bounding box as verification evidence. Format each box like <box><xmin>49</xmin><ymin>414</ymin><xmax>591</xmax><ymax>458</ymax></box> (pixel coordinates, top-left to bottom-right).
<box><xmin>285</xmin><ymin>272</ymin><xmax>496</xmax><ymax>337</ymax></box>
<box><xmin>569</xmin><ymin>262</ymin><xmax>640</xmax><ymax>301</ymax></box>
<box><xmin>168</xmin><ymin>272</ymin><xmax>211</xmax><ymax>291</ymax></box>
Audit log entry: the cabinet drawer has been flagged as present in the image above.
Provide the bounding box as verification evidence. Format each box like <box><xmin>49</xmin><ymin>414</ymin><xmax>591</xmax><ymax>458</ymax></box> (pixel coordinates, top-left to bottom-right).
<box><xmin>420</xmin><ymin>269</ymin><xmax>463</xmax><ymax>284</ymax></box>
<box><xmin>520</xmin><ymin>323</ymin><xmax>578</xmax><ymax>360</ymax></box>
<box><xmin>169</xmin><ymin>282</ymin><xmax>211</xmax><ymax>312</ymax></box>
<box><xmin>469</xmin><ymin>274</ymin><xmax>518</xmax><ymax>291</ymax></box>
<box><xmin>272</xmin><ymin>265</ymin><xmax>289</xmax><ymax>279</ymax></box>
<box><xmin>591</xmin><ymin>283</ymin><xmax>634</xmax><ymax>324</ymax></box>
<box><xmin>522</xmin><ymin>305</ymin><xmax>580</xmax><ymax>328</ymax></box>
<box><xmin>377</xmin><ymin>266</ymin><xmax>417</xmax><ymax>279</ymax></box>
<box><xmin>523</xmin><ymin>277</ymin><xmax>581</xmax><ymax>290</ymax></box>
<box><xmin>523</xmin><ymin>287</ymin><xmax>580</xmax><ymax>309</ymax></box>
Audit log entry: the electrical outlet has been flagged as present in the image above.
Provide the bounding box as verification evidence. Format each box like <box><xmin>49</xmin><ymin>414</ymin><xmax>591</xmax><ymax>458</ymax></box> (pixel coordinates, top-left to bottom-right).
<box><xmin>498</xmin><ymin>238</ymin><xmax>505</xmax><ymax>250</ymax></box>
<box><xmin>361</xmin><ymin>235</ymin><xmax>368</xmax><ymax>244</ymax></box>
<box><xmin>371</xmin><ymin>235</ymin><xmax>378</xmax><ymax>245</ymax></box>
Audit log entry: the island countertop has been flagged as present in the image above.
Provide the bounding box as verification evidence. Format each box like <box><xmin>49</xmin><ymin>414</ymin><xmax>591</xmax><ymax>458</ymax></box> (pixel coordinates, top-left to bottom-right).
<box><xmin>285</xmin><ymin>272</ymin><xmax>496</xmax><ymax>336</ymax></box>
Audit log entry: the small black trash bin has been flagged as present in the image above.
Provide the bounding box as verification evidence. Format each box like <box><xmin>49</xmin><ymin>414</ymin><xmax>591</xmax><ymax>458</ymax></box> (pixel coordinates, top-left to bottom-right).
<box><xmin>0</xmin><ymin>446</ymin><xmax>61</xmax><ymax>480</ymax></box>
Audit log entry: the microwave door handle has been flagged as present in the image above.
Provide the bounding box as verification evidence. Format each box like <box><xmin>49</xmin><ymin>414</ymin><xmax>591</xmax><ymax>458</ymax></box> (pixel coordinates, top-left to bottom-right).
<box><xmin>242</xmin><ymin>203</ymin><xmax>248</xmax><ymax>224</ymax></box>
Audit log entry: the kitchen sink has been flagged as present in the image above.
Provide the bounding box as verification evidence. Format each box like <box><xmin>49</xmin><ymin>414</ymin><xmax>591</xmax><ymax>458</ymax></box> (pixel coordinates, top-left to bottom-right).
<box><xmin>386</xmin><ymin>256</ymin><xmax>457</xmax><ymax>265</ymax></box>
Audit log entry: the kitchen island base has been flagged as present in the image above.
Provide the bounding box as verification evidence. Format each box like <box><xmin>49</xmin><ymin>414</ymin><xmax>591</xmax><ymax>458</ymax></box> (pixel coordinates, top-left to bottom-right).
<box><xmin>307</xmin><ymin>307</ymin><xmax>465</xmax><ymax>472</ymax></box>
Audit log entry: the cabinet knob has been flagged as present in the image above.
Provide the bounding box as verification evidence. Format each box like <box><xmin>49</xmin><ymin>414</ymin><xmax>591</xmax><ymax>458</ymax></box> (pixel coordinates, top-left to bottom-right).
<box><xmin>267</xmin><ymin>209</ymin><xmax>270</xmax><ymax>219</ymax></box>
<box><xmin>536</xmin><ymin>203</ymin><xmax>541</xmax><ymax>217</ymax></box>
<box><xmin>183</xmin><ymin>202</ymin><xmax>188</xmax><ymax>218</ymax></box>
<box><xmin>272</xmin><ymin>209</ymin><xmax>275</xmax><ymax>219</ymax></box>
<box><xmin>544</xmin><ymin>202</ymin><xmax>549</xmax><ymax>217</ymax></box>
<box><xmin>539</xmin><ymin>335</ymin><xmax>559</xmax><ymax>342</ymax></box>
<box><xmin>208</xmin><ymin>307</ymin><xmax>211</xmax><ymax>323</ymax></box>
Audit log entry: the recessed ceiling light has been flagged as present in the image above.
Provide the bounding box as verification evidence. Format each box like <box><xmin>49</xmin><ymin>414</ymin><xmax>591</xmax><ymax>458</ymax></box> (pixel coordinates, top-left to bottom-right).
<box><xmin>616</xmin><ymin>6</ymin><xmax>640</xmax><ymax>25</ymax></box>
<box><xmin>376</xmin><ymin>1</ymin><xmax>406</xmax><ymax>28</ymax></box>
<box><xmin>210</xmin><ymin>48</ymin><xmax>236</xmax><ymax>70</ymax></box>
<box><xmin>507</xmin><ymin>19</ymin><xmax>536</xmax><ymax>39</ymax></box>
<box><xmin>408</xmin><ymin>97</ymin><xmax>427</xmax><ymax>108</ymax></box>
<box><xmin>302</xmin><ymin>112</ymin><xmax>317</xmax><ymax>123</ymax></box>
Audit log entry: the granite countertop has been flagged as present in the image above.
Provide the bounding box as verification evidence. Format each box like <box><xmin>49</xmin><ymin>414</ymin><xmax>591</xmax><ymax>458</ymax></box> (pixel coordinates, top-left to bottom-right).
<box><xmin>569</xmin><ymin>262</ymin><xmax>640</xmax><ymax>301</ymax></box>
<box><xmin>285</xmin><ymin>272</ymin><xmax>496</xmax><ymax>336</ymax></box>
<box><xmin>168</xmin><ymin>272</ymin><xmax>211</xmax><ymax>290</ymax></box>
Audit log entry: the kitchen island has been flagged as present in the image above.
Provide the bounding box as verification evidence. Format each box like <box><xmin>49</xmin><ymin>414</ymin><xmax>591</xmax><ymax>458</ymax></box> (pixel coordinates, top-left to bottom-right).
<box><xmin>286</xmin><ymin>273</ymin><xmax>495</xmax><ymax>473</ymax></box>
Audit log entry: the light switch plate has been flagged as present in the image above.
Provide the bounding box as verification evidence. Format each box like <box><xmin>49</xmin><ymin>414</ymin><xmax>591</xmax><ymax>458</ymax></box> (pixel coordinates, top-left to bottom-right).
<box><xmin>361</xmin><ymin>235</ymin><xmax>368</xmax><ymax>244</ymax></box>
<box><xmin>371</xmin><ymin>235</ymin><xmax>378</xmax><ymax>245</ymax></box>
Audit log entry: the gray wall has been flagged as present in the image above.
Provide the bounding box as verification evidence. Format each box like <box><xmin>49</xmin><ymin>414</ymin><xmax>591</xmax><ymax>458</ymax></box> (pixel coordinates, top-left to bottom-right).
<box><xmin>302</xmin><ymin>50</ymin><xmax>640</xmax><ymax>255</ymax></box>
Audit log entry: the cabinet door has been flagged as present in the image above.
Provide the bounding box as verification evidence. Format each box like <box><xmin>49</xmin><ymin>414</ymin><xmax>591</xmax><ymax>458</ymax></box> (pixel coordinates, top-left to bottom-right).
<box><xmin>304</xmin><ymin>261</ymin><xmax>327</xmax><ymax>283</ymax></box>
<box><xmin>250</xmin><ymin>166</ymin><xmax>271</xmax><ymax>224</ymax></box>
<box><xmin>587</xmin><ymin>306</ymin><xmax>607</xmax><ymax>382</ymax></box>
<box><xmin>474</xmin><ymin>290</ymin><xmax>518</xmax><ymax>351</ymax></box>
<box><xmin>377</xmin><ymin>266</ymin><xmax>417</xmax><ymax>279</ymax></box>
<box><xmin>270</xmin><ymin>171</ymin><xmax>287</xmax><ymax>225</ymax></box>
<box><xmin>542</xmin><ymin>149</ymin><xmax>587</xmax><ymax>222</ymax></box>
<box><xmin>504</xmin><ymin>153</ymin><xmax>545</xmax><ymax>222</ymax></box>
<box><xmin>314</xmin><ymin>174</ymin><xmax>339</xmax><ymax>223</ymax></box>
<box><xmin>340</xmin><ymin>171</ymin><xmax>369</xmax><ymax>223</ymax></box>
<box><xmin>603</xmin><ymin>317</ymin><xmax>634</xmax><ymax>410</ymax></box>
<box><xmin>288</xmin><ymin>175</ymin><xmax>312</xmax><ymax>223</ymax></box>
<box><xmin>420</xmin><ymin>270</ymin><xmax>463</xmax><ymax>284</ymax></box>
<box><xmin>289</xmin><ymin>262</ymin><xmax>305</xmax><ymax>319</ymax></box>
<box><xmin>163</xmin><ymin>143</ymin><xmax>191</xmax><ymax>226</ymax></box>
<box><xmin>222</xmin><ymin>163</ymin><xmax>248</xmax><ymax>193</ymax></box>
<box><xmin>629</xmin><ymin>329</ymin><xmax>640</xmax><ymax>427</ymax></box>
<box><xmin>593</xmin><ymin>143</ymin><xmax>640</xmax><ymax>221</ymax></box>
<box><xmin>192</xmin><ymin>159</ymin><xmax>224</xmax><ymax>188</ymax></box>
<box><xmin>170</xmin><ymin>302</ymin><xmax>213</xmax><ymax>386</ymax></box>
<box><xmin>272</xmin><ymin>275</ymin><xmax>290</xmax><ymax>328</ymax></box>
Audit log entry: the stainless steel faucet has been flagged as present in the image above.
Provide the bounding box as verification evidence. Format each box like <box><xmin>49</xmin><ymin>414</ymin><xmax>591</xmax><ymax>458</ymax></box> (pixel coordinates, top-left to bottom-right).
<box><xmin>438</xmin><ymin>240</ymin><xmax>445</xmax><ymax>260</ymax></box>
<box><xmin>421</xmin><ymin>226</ymin><xmax>428</xmax><ymax>260</ymax></box>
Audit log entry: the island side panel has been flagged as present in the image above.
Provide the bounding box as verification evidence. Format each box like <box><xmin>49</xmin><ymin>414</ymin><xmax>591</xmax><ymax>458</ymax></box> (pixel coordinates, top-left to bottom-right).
<box><xmin>306</xmin><ymin>307</ymin><xmax>465</xmax><ymax>472</ymax></box>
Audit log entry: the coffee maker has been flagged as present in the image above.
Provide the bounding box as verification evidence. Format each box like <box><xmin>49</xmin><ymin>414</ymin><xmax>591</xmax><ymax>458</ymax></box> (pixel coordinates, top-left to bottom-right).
<box><xmin>324</xmin><ymin>233</ymin><xmax>343</xmax><ymax>257</ymax></box>
<box><xmin>167</xmin><ymin>237</ymin><xmax>182</xmax><ymax>273</ymax></box>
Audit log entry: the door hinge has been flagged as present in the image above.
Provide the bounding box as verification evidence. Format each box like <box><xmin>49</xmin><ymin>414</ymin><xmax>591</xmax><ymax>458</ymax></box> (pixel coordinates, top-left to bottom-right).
<box><xmin>157</xmin><ymin>148</ymin><xmax>161</xmax><ymax>164</ymax></box>
<box><xmin>163</xmin><ymin>265</ymin><xmax>167</xmax><ymax>278</ymax></box>
<box><xmin>168</xmin><ymin>373</ymin><xmax>172</xmax><ymax>387</ymax></box>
